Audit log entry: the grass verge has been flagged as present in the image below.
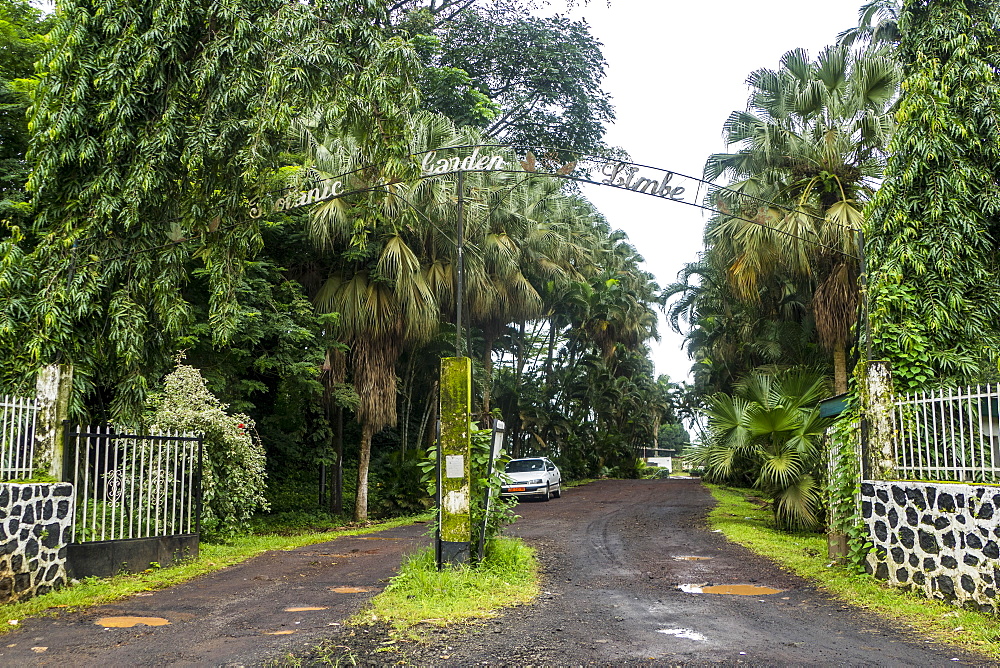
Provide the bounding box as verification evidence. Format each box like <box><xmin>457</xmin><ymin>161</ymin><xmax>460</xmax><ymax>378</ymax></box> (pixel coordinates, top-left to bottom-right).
<box><xmin>0</xmin><ymin>511</ymin><xmax>431</xmax><ymax>633</ymax></box>
<box><xmin>705</xmin><ymin>484</ymin><xmax>1000</xmax><ymax>659</ymax></box>
<box><xmin>360</xmin><ymin>536</ymin><xmax>539</xmax><ymax>635</ymax></box>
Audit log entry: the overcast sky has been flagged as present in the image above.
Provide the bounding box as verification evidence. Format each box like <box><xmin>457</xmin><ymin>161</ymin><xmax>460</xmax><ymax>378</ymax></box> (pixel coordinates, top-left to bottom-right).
<box><xmin>546</xmin><ymin>0</ymin><xmax>868</xmax><ymax>383</ymax></box>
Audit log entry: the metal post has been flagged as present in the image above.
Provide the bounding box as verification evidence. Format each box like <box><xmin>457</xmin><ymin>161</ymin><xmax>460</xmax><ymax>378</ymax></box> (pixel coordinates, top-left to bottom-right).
<box><xmin>455</xmin><ymin>170</ymin><xmax>465</xmax><ymax>358</ymax></box>
<box><xmin>435</xmin><ymin>418</ymin><xmax>443</xmax><ymax>570</ymax></box>
<box><xmin>477</xmin><ymin>420</ymin><xmax>505</xmax><ymax>562</ymax></box>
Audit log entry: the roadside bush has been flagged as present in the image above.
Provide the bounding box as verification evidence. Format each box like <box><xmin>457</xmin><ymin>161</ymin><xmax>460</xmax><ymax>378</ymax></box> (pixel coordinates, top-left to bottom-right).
<box><xmin>147</xmin><ymin>359</ymin><xmax>269</xmax><ymax>538</ymax></box>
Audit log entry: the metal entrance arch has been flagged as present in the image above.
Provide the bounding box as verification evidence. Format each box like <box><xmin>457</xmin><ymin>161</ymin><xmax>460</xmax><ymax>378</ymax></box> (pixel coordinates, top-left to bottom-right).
<box><xmin>248</xmin><ymin>143</ymin><xmax>867</xmax><ymax>355</ymax></box>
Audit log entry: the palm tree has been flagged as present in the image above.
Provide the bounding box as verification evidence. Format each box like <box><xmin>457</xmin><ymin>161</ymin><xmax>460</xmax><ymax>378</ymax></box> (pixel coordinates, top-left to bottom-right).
<box><xmin>704</xmin><ymin>44</ymin><xmax>899</xmax><ymax>393</ymax></box>
<box><xmin>692</xmin><ymin>369</ymin><xmax>832</xmax><ymax>529</ymax></box>
<box><xmin>303</xmin><ymin>112</ymin><xmax>464</xmax><ymax>520</ymax></box>
<box><xmin>302</xmin><ymin>110</ymin><xmax>589</xmax><ymax>517</ymax></box>
<box><xmin>838</xmin><ymin>1</ymin><xmax>901</xmax><ymax>49</ymax></box>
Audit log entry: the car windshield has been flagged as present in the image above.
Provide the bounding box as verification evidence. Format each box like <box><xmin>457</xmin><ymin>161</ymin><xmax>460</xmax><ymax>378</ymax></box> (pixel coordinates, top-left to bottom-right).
<box><xmin>505</xmin><ymin>459</ymin><xmax>544</xmax><ymax>473</ymax></box>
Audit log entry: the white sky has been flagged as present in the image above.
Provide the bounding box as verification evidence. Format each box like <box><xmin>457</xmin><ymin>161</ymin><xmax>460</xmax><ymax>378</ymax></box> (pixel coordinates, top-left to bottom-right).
<box><xmin>551</xmin><ymin>0</ymin><xmax>867</xmax><ymax>383</ymax></box>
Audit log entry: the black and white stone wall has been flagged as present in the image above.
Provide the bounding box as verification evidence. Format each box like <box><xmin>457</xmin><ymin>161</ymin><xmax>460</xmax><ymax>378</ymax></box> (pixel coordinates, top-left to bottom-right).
<box><xmin>861</xmin><ymin>480</ymin><xmax>1000</xmax><ymax>612</ymax></box>
<box><xmin>0</xmin><ymin>483</ymin><xmax>74</xmax><ymax>604</ymax></box>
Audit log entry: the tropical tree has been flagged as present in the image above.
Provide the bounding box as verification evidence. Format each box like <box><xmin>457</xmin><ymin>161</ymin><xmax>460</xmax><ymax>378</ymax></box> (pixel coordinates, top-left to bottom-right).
<box><xmin>692</xmin><ymin>369</ymin><xmax>832</xmax><ymax>530</ymax></box>
<box><xmin>0</xmin><ymin>0</ymin><xmax>52</xmax><ymax>226</ymax></box>
<box><xmin>703</xmin><ymin>44</ymin><xmax>899</xmax><ymax>394</ymax></box>
<box><xmin>0</xmin><ymin>0</ymin><xmax>417</xmax><ymax>416</ymax></box>
<box><xmin>392</xmin><ymin>1</ymin><xmax>614</xmax><ymax>156</ymax></box>
<box><xmin>866</xmin><ymin>0</ymin><xmax>1000</xmax><ymax>390</ymax></box>
<box><xmin>301</xmin><ymin>110</ymin><xmax>592</xmax><ymax>518</ymax></box>
<box><xmin>664</xmin><ymin>243</ymin><xmax>820</xmax><ymax>397</ymax></box>
<box><xmin>838</xmin><ymin>0</ymin><xmax>901</xmax><ymax>49</ymax></box>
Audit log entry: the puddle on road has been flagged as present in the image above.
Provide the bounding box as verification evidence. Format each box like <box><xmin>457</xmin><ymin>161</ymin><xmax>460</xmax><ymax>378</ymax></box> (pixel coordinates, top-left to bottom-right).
<box><xmin>94</xmin><ymin>616</ymin><xmax>170</xmax><ymax>628</ymax></box>
<box><xmin>679</xmin><ymin>584</ymin><xmax>783</xmax><ymax>596</ymax></box>
<box><xmin>657</xmin><ymin>628</ymin><xmax>707</xmax><ymax>641</ymax></box>
<box><xmin>672</xmin><ymin>556</ymin><xmax>713</xmax><ymax>561</ymax></box>
<box><xmin>330</xmin><ymin>586</ymin><xmax>372</xmax><ymax>594</ymax></box>
<box><xmin>285</xmin><ymin>607</ymin><xmax>328</xmax><ymax>612</ymax></box>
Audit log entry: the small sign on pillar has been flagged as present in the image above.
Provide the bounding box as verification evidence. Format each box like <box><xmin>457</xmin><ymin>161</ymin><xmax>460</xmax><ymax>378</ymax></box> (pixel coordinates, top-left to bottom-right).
<box><xmin>438</xmin><ymin>357</ymin><xmax>472</xmax><ymax>566</ymax></box>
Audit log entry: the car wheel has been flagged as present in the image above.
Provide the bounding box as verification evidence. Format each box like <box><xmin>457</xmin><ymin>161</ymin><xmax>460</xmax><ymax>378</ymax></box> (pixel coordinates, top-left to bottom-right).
<box><xmin>553</xmin><ymin>483</ymin><xmax>561</xmax><ymax>498</ymax></box>
<box><xmin>540</xmin><ymin>484</ymin><xmax>551</xmax><ymax>501</ymax></box>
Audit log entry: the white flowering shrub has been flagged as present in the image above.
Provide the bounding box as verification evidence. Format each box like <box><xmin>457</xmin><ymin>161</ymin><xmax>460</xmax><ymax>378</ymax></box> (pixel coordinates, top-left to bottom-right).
<box><xmin>148</xmin><ymin>360</ymin><xmax>269</xmax><ymax>537</ymax></box>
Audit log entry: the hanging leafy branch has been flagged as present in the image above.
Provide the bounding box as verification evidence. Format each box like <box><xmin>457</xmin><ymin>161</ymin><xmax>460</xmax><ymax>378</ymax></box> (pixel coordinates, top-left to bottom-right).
<box><xmin>0</xmin><ymin>0</ymin><xmax>418</xmax><ymax>417</ymax></box>
<box><xmin>866</xmin><ymin>0</ymin><xmax>1000</xmax><ymax>389</ymax></box>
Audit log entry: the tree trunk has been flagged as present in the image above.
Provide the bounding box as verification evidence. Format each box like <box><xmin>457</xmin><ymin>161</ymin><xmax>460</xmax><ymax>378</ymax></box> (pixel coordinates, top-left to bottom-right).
<box><xmin>545</xmin><ymin>318</ymin><xmax>556</xmax><ymax>385</ymax></box>
<box><xmin>332</xmin><ymin>406</ymin><xmax>343</xmax><ymax>515</ymax></box>
<box><xmin>512</xmin><ymin>321</ymin><xmax>527</xmax><ymax>458</ymax></box>
<box><xmin>482</xmin><ymin>334</ymin><xmax>495</xmax><ymax>423</ymax></box>
<box><xmin>354</xmin><ymin>422</ymin><xmax>374</xmax><ymax>522</ymax></box>
<box><xmin>833</xmin><ymin>345</ymin><xmax>848</xmax><ymax>395</ymax></box>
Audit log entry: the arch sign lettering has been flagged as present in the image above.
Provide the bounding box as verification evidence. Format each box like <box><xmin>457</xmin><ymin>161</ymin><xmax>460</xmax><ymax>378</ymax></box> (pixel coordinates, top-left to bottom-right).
<box><xmin>248</xmin><ymin>144</ymin><xmax>728</xmax><ymax>220</ymax></box>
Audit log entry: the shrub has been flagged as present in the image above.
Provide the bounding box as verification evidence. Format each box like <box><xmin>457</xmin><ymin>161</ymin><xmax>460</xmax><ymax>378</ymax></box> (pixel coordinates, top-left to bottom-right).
<box><xmin>147</xmin><ymin>359</ymin><xmax>269</xmax><ymax>537</ymax></box>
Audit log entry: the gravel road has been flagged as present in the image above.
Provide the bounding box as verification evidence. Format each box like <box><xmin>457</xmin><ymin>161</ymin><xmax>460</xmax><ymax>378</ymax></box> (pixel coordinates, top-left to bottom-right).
<box><xmin>1</xmin><ymin>479</ymin><xmax>994</xmax><ymax>666</ymax></box>
<box><xmin>325</xmin><ymin>479</ymin><xmax>994</xmax><ymax>666</ymax></box>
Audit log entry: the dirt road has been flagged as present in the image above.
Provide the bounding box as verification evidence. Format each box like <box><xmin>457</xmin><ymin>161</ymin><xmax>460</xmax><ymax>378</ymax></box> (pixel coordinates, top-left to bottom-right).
<box><xmin>328</xmin><ymin>479</ymin><xmax>993</xmax><ymax>666</ymax></box>
<box><xmin>1</xmin><ymin>480</ymin><xmax>993</xmax><ymax>666</ymax></box>
<box><xmin>0</xmin><ymin>522</ymin><xmax>431</xmax><ymax>666</ymax></box>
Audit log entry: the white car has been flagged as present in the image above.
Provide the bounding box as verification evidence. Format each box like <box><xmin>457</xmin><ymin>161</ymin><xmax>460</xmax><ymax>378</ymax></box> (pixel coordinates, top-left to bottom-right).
<box><xmin>500</xmin><ymin>457</ymin><xmax>562</xmax><ymax>501</ymax></box>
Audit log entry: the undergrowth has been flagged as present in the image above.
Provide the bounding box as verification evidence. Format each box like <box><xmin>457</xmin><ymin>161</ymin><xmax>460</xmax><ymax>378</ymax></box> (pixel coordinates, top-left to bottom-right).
<box><xmin>361</xmin><ymin>536</ymin><xmax>539</xmax><ymax>633</ymax></box>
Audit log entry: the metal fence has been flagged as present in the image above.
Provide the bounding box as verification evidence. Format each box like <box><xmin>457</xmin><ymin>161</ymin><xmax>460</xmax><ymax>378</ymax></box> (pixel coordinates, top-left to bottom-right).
<box><xmin>892</xmin><ymin>385</ymin><xmax>1000</xmax><ymax>483</ymax></box>
<box><xmin>1</xmin><ymin>393</ymin><xmax>39</xmax><ymax>481</ymax></box>
<box><xmin>66</xmin><ymin>424</ymin><xmax>202</xmax><ymax>543</ymax></box>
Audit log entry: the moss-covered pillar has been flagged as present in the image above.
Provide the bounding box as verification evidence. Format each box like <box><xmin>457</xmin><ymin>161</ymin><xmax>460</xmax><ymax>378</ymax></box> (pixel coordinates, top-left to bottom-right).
<box><xmin>34</xmin><ymin>364</ymin><xmax>73</xmax><ymax>479</ymax></box>
<box><xmin>864</xmin><ymin>360</ymin><xmax>896</xmax><ymax>481</ymax></box>
<box><xmin>439</xmin><ymin>357</ymin><xmax>472</xmax><ymax>565</ymax></box>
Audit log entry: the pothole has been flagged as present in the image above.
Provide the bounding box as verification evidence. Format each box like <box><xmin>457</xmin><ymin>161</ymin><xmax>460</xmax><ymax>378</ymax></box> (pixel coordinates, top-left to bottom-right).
<box><xmin>284</xmin><ymin>606</ymin><xmax>328</xmax><ymax>612</ymax></box>
<box><xmin>330</xmin><ymin>586</ymin><xmax>372</xmax><ymax>593</ymax></box>
<box><xmin>657</xmin><ymin>628</ymin><xmax>707</xmax><ymax>641</ymax></box>
<box><xmin>672</xmin><ymin>555</ymin><xmax>713</xmax><ymax>561</ymax></box>
<box><xmin>94</xmin><ymin>616</ymin><xmax>170</xmax><ymax>628</ymax></box>
<box><xmin>679</xmin><ymin>583</ymin><xmax>783</xmax><ymax>595</ymax></box>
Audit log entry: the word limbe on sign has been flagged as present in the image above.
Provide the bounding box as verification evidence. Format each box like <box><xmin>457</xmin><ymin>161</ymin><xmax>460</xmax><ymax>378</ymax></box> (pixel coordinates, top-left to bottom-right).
<box><xmin>600</xmin><ymin>161</ymin><xmax>685</xmax><ymax>200</ymax></box>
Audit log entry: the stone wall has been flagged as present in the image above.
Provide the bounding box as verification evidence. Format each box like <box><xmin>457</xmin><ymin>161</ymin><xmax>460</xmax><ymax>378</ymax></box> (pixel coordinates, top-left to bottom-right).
<box><xmin>861</xmin><ymin>480</ymin><xmax>1000</xmax><ymax>612</ymax></box>
<box><xmin>0</xmin><ymin>483</ymin><xmax>74</xmax><ymax>604</ymax></box>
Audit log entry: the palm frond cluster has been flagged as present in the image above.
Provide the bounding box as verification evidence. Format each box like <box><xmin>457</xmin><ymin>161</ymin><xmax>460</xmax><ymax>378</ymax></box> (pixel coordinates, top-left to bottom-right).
<box><xmin>667</xmin><ymin>36</ymin><xmax>901</xmax><ymax>528</ymax></box>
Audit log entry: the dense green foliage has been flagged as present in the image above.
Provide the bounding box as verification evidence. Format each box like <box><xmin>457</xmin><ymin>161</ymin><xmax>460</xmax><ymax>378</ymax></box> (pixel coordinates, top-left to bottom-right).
<box><xmin>0</xmin><ymin>0</ymin><xmax>51</xmax><ymax>225</ymax></box>
<box><xmin>0</xmin><ymin>0</ymin><xmax>415</xmax><ymax>416</ymax></box>
<box><xmin>866</xmin><ymin>0</ymin><xmax>1000</xmax><ymax>390</ymax></box>
<box><xmin>670</xmin><ymin>43</ymin><xmax>898</xmax><ymax>398</ymax></box>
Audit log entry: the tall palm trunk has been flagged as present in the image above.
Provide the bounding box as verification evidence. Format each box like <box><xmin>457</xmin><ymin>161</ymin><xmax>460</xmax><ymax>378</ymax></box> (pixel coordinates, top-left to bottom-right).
<box><xmin>833</xmin><ymin>345</ymin><xmax>848</xmax><ymax>395</ymax></box>
<box><xmin>482</xmin><ymin>333</ymin><xmax>495</xmax><ymax>422</ymax></box>
<box><xmin>355</xmin><ymin>422</ymin><xmax>374</xmax><ymax>521</ymax></box>
<box><xmin>333</xmin><ymin>406</ymin><xmax>343</xmax><ymax>514</ymax></box>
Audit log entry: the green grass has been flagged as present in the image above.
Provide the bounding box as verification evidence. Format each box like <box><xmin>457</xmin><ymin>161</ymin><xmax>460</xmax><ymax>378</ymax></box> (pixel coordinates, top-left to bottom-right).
<box><xmin>705</xmin><ymin>484</ymin><xmax>1000</xmax><ymax>659</ymax></box>
<box><xmin>0</xmin><ymin>511</ymin><xmax>432</xmax><ymax>633</ymax></box>
<box><xmin>361</xmin><ymin>536</ymin><xmax>539</xmax><ymax>633</ymax></box>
